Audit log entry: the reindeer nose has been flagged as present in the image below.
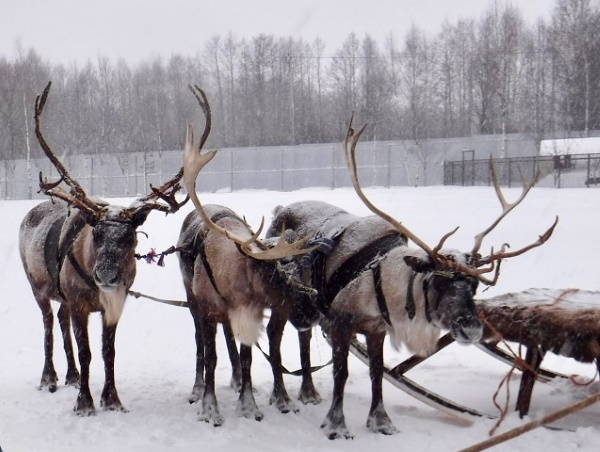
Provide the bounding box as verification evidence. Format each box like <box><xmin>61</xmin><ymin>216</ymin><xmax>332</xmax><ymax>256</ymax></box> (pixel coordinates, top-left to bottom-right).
<box><xmin>452</xmin><ymin>316</ymin><xmax>483</xmax><ymax>344</ymax></box>
<box><xmin>94</xmin><ymin>263</ymin><xmax>121</xmax><ymax>289</ymax></box>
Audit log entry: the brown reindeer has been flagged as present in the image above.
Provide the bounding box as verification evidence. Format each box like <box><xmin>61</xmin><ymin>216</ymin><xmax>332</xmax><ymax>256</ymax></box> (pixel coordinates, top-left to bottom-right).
<box><xmin>178</xmin><ymin>85</ymin><xmax>320</xmax><ymax>426</ymax></box>
<box><xmin>267</xmin><ymin>117</ymin><xmax>559</xmax><ymax>439</ymax></box>
<box><xmin>19</xmin><ymin>82</ymin><xmax>187</xmax><ymax>415</ymax></box>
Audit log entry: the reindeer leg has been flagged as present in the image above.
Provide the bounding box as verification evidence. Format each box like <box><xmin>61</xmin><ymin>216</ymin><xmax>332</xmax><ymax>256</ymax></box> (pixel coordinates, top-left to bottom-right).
<box><xmin>37</xmin><ymin>296</ymin><xmax>58</xmax><ymax>392</ymax></box>
<box><xmin>321</xmin><ymin>325</ymin><xmax>354</xmax><ymax>439</ymax></box>
<box><xmin>57</xmin><ymin>304</ymin><xmax>80</xmax><ymax>387</ymax></box>
<box><xmin>100</xmin><ymin>320</ymin><xmax>126</xmax><ymax>412</ymax></box>
<box><xmin>266</xmin><ymin>309</ymin><xmax>298</xmax><ymax>414</ymax></box>
<box><xmin>71</xmin><ymin>311</ymin><xmax>95</xmax><ymax>415</ymax></box>
<box><xmin>199</xmin><ymin>317</ymin><xmax>223</xmax><ymax>426</ymax></box>
<box><xmin>222</xmin><ymin>322</ymin><xmax>242</xmax><ymax>392</ymax></box>
<box><xmin>187</xmin><ymin>295</ymin><xmax>205</xmax><ymax>403</ymax></box>
<box><xmin>366</xmin><ymin>332</ymin><xmax>398</xmax><ymax>435</ymax></box>
<box><xmin>298</xmin><ymin>328</ymin><xmax>321</xmax><ymax>405</ymax></box>
<box><xmin>237</xmin><ymin>344</ymin><xmax>264</xmax><ymax>421</ymax></box>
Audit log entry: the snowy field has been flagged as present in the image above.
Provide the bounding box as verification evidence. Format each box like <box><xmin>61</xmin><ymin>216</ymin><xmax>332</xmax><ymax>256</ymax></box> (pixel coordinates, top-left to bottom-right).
<box><xmin>2</xmin><ymin>184</ymin><xmax>600</xmax><ymax>451</ymax></box>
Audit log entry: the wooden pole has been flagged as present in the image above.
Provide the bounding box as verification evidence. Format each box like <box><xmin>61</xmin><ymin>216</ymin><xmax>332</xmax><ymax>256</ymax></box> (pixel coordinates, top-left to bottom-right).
<box><xmin>459</xmin><ymin>390</ymin><xmax>600</xmax><ymax>452</ymax></box>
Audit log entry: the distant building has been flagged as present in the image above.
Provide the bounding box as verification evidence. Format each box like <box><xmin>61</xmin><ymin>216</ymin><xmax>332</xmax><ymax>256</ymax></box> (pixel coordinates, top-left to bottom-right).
<box><xmin>540</xmin><ymin>137</ymin><xmax>600</xmax><ymax>156</ymax></box>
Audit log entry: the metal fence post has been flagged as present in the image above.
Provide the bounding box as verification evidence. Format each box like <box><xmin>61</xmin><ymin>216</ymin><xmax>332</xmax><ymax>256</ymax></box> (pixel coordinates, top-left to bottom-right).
<box><xmin>587</xmin><ymin>154</ymin><xmax>591</xmax><ymax>187</ymax></box>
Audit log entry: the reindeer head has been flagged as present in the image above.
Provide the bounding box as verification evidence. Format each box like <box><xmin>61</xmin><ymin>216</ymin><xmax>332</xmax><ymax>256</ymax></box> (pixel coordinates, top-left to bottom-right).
<box><xmin>403</xmin><ymin>249</ymin><xmax>481</xmax><ymax>343</ymax></box>
<box><xmin>265</xmin><ymin>242</ymin><xmax>321</xmax><ymax>330</ymax></box>
<box><xmin>344</xmin><ymin>114</ymin><xmax>558</xmax><ymax>345</ymax></box>
<box><xmin>35</xmin><ymin>82</ymin><xmax>187</xmax><ymax>292</ymax></box>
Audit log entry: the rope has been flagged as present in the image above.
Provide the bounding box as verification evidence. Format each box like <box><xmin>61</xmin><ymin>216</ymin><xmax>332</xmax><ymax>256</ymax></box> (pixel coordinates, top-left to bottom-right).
<box><xmin>128</xmin><ymin>289</ymin><xmax>331</xmax><ymax>375</ymax></box>
<box><xmin>128</xmin><ymin>289</ymin><xmax>188</xmax><ymax>307</ymax></box>
<box><xmin>135</xmin><ymin>245</ymin><xmax>184</xmax><ymax>266</ymax></box>
<box><xmin>254</xmin><ymin>340</ymin><xmax>332</xmax><ymax>376</ymax></box>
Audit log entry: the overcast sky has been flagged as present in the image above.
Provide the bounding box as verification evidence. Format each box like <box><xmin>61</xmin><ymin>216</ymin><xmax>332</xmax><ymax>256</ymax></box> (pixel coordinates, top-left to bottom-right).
<box><xmin>0</xmin><ymin>0</ymin><xmax>556</xmax><ymax>66</ymax></box>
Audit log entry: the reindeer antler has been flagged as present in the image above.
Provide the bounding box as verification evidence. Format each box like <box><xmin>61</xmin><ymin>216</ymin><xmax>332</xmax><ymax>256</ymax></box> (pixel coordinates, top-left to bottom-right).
<box><xmin>36</xmin><ymin>81</ymin><xmax>187</xmax><ymax>221</ymax></box>
<box><xmin>183</xmin><ymin>85</ymin><xmax>311</xmax><ymax>260</ymax></box>
<box><xmin>344</xmin><ymin>114</ymin><xmax>558</xmax><ymax>286</ymax></box>
<box><xmin>35</xmin><ymin>82</ymin><xmax>106</xmax><ymax>219</ymax></box>
<box><xmin>127</xmin><ymin>167</ymin><xmax>189</xmax><ymax>216</ymax></box>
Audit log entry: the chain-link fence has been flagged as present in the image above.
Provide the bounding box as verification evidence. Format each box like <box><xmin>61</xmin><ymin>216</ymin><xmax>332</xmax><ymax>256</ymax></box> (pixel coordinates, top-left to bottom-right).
<box><xmin>444</xmin><ymin>154</ymin><xmax>600</xmax><ymax>188</ymax></box>
<box><xmin>1</xmin><ymin>142</ymin><xmax>418</xmax><ymax>200</ymax></box>
<box><xmin>6</xmin><ymin>132</ymin><xmax>580</xmax><ymax>200</ymax></box>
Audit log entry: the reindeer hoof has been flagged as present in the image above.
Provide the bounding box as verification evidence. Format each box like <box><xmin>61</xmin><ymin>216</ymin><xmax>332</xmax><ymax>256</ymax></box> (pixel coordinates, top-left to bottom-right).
<box><xmin>298</xmin><ymin>387</ymin><xmax>322</xmax><ymax>405</ymax></box>
<box><xmin>39</xmin><ymin>372</ymin><xmax>59</xmax><ymax>393</ymax></box>
<box><xmin>199</xmin><ymin>412</ymin><xmax>224</xmax><ymax>427</ymax></box>
<box><xmin>74</xmin><ymin>392</ymin><xmax>96</xmax><ymax>415</ymax></box>
<box><xmin>74</xmin><ymin>403</ymin><xmax>96</xmax><ymax>417</ymax></box>
<box><xmin>102</xmin><ymin>402</ymin><xmax>128</xmax><ymax>413</ymax></box>
<box><xmin>270</xmin><ymin>393</ymin><xmax>299</xmax><ymax>414</ymax></box>
<box><xmin>366</xmin><ymin>406</ymin><xmax>398</xmax><ymax>435</ymax></box>
<box><xmin>64</xmin><ymin>372</ymin><xmax>80</xmax><ymax>389</ymax></box>
<box><xmin>366</xmin><ymin>417</ymin><xmax>399</xmax><ymax>435</ymax></box>
<box><xmin>321</xmin><ymin>419</ymin><xmax>354</xmax><ymax>440</ymax></box>
<box><xmin>39</xmin><ymin>382</ymin><xmax>58</xmax><ymax>393</ymax></box>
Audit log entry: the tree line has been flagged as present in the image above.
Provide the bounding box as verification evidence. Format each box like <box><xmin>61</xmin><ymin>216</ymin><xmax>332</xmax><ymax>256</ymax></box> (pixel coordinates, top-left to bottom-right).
<box><xmin>1</xmin><ymin>0</ymin><xmax>599</xmax><ymax>161</ymax></box>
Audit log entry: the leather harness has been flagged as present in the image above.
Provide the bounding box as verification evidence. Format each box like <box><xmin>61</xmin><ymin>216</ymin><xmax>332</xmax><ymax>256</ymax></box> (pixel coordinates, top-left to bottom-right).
<box><xmin>196</xmin><ymin>210</ymin><xmax>247</xmax><ymax>295</ymax></box>
<box><xmin>315</xmin><ymin>224</ymin><xmax>406</xmax><ymax>325</ymax></box>
<box><xmin>45</xmin><ymin>213</ymin><xmax>98</xmax><ymax>300</ymax></box>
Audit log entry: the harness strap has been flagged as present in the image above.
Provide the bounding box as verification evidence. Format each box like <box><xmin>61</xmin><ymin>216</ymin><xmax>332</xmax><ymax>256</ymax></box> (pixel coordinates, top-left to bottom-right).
<box><xmin>55</xmin><ymin>213</ymin><xmax>97</xmax><ymax>295</ymax></box>
<box><xmin>67</xmin><ymin>249</ymin><xmax>98</xmax><ymax>292</ymax></box>
<box><xmin>320</xmin><ymin>233</ymin><xmax>403</xmax><ymax>314</ymax></box>
<box><xmin>44</xmin><ymin>214</ymin><xmax>67</xmax><ymax>294</ymax></box>
<box><xmin>198</xmin><ymin>211</ymin><xmax>246</xmax><ymax>296</ymax></box>
<box><xmin>405</xmin><ymin>271</ymin><xmax>418</xmax><ymax>320</ymax></box>
<box><xmin>372</xmin><ymin>261</ymin><xmax>392</xmax><ymax>326</ymax></box>
<box><xmin>254</xmin><ymin>341</ymin><xmax>332</xmax><ymax>376</ymax></box>
<box><xmin>423</xmin><ymin>277</ymin><xmax>432</xmax><ymax>323</ymax></box>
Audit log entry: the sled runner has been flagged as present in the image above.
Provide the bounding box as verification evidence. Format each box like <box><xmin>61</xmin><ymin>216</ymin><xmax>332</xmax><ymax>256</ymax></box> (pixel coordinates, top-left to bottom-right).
<box><xmin>346</xmin><ymin>334</ymin><xmax>493</xmax><ymax>420</ymax></box>
<box><xmin>346</xmin><ymin>288</ymin><xmax>600</xmax><ymax>420</ymax></box>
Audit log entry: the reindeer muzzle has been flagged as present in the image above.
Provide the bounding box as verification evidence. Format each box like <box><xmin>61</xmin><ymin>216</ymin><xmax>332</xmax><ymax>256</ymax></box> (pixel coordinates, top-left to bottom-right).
<box><xmin>451</xmin><ymin>315</ymin><xmax>483</xmax><ymax>344</ymax></box>
<box><xmin>94</xmin><ymin>262</ymin><xmax>122</xmax><ymax>292</ymax></box>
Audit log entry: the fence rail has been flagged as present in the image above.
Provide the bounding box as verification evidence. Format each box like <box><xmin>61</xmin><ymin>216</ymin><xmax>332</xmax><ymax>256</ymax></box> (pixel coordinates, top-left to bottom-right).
<box><xmin>443</xmin><ymin>154</ymin><xmax>600</xmax><ymax>189</ymax></box>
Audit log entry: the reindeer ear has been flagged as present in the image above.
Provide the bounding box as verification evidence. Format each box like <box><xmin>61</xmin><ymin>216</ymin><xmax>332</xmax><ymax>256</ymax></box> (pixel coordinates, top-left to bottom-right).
<box><xmin>130</xmin><ymin>207</ymin><xmax>152</xmax><ymax>229</ymax></box>
<box><xmin>403</xmin><ymin>255</ymin><xmax>435</xmax><ymax>273</ymax></box>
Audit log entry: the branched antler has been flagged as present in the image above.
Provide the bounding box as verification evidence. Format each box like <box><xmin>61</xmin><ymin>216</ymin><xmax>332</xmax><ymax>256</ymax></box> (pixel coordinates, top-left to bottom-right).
<box><xmin>35</xmin><ymin>82</ymin><xmax>106</xmax><ymax>219</ymax></box>
<box><xmin>35</xmin><ymin>81</ymin><xmax>186</xmax><ymax>220</ymax></box>
<box><xmin>183</xmin><ymin>84</ymin><xmax>312</xmax><ymax>260</ymax></box>
<box><xmin>129</xmin><ymin>167</ymin><xmax>189</xmax><ymax>215</ymax></box>
<box><xmin>344</xmin><ymin>114</ymin><xmax>558</xmax><ymax>285</ymax></box>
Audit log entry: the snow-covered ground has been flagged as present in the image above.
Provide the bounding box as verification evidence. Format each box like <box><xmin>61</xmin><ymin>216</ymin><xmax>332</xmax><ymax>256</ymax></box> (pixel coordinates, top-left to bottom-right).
<box><xmin>2</xmin><ymin>185</ymin><xmax>600</xmax><ymax>452</ymax></box>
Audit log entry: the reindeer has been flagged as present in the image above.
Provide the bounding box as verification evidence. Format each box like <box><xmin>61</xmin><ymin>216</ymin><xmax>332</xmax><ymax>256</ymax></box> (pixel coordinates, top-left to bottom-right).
<box><xmin>267</xmin><ymin>117</ymin><xmax>559</xmax><ymax>439</ymax></box>
<box><xmin>178</xmin><ymin>85</ymin><xmax>321</xmax><ymax>426</ymax></box>
<box><xmin>19</xmin><ymin>82</ymin><xmax>187</xmax><ymax>415</ymax></box>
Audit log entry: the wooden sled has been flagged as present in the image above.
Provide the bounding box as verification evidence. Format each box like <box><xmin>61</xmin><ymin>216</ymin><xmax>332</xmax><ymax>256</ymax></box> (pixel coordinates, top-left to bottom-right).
<box><xmin>345</xmin><ymin>288</ymin><xmax>600</xmax><ymax>421</ymax></box>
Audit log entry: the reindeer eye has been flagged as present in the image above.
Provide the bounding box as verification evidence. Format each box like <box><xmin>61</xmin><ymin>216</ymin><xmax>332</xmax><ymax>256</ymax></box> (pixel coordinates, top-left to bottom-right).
<box><xmin>92</xmin><ymin>225</ymin><xmax>105</xmax><ymax>241</ymax></box>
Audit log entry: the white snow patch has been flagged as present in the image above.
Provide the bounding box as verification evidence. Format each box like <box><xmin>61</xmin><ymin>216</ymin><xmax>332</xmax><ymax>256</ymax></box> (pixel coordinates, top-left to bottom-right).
<box><xmin>3</xmin><ymin>186</ymin><xmax>600</xmax><ymax>451</ymax></box>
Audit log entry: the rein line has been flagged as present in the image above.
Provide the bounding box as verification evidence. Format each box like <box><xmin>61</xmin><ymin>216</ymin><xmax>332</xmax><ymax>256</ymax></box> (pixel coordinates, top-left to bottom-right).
<box><xmin>128</xmin><ymin>289</ymin><xmax>188</xmax><ymax>307</ymax></box>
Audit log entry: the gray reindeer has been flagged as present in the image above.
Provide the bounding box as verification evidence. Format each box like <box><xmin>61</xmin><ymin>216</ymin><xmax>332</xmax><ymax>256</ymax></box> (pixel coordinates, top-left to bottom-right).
<box><xmin>267</xmin><ymin>117</ymin><xmax>558</xmax><ymax>439</ymax></box>
<box><xmin>19</xmin><ymin>82</ymin><xmax>186</xmax><ymax>415</ymax></box>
